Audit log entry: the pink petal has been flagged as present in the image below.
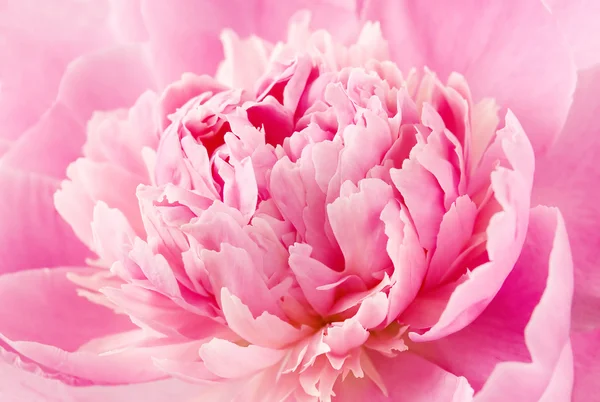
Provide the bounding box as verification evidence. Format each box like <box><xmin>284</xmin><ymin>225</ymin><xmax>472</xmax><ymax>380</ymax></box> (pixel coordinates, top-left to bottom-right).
<box><xmin>543</xmin><ymin>0</ymin><xmax>600</xmax><ymax>69</ymax></box>
<box><xmin>202</xmin><ymin>243</ymin><xmax>281</xmax><ymax>318</ymax></box>
<box><xmin>2</xmin><ymin>44</ymin><xmax>157</xmax><ymax>179</ymax></box>
<box><xmin>424</xmin><ymin>195</ymin><xmax>478</xmax><ymax>289</ymax></box>
<box><xmin>409</xmin><ymin>112</ymin><xmax>534</xmax><ymax>341</ymax></box>
<box><xmin>0</xmin><ymin>361</ymin><xmax>207</xmax><ymax>402</ymax></box>
<box><xmin>1</xmin><ymin>104</ymin><xmax>85</xmax><ymax>179</ymax></box>
<box><xmin>108</xmin><ymin>0</ymin><xmax>149</xmax><ymax>43</ymax></box>
<box><xmin>139</xmin><ymin>0</ymin><xmax>360</xmax><ymax>87</ymax></box>
<box><xmin>327</xmin><ymin>179</ymin><xmax>394</xmax><ymax>280</ymax></box>
<box><xmin>412</xmin><ymin>206</ymin><xmax>575</xmax><ymax>392</ymax></box>
<box><xmin>571</xmin><ymin>329</ymin><xmax>600</xmax><ymax>402</ymax></box>
<box><xmin>0</xmin><ymin>267</ymin><xmax>132</xmax><ymax>352</ymax></box>
<box><xmin>361</xmin><ymin>0</ymin><xmax>576</xmax><ymax>153</ymax></box>
<box><xmin>533</xmin><ymin>66</ymin><xmax>600</xmax><ymax>330</ymax></box>
<box><xmin>0</xmin><ymin>0</ymin><xmax>112</xmax><ymax>142</ymax></box>
<box><xmin>380</xmin><ymin>200</ymin><xmax>427</xmax><ymax>323</ymax></box>
<box><xmin>55</xmin><ymin>159</ymin><xmax>145</xmax><ymax>249</ymax></box>
<box><xmin>334</xmin><ymin>351</ymin><xmax>473</xmax><ymax>402</ymax></box>
<box><xmin>220</xmin><ymin>289</ymin><xmax>309</xmax><ymax>349</ymax></box>
<box><xmin>0</xmin><ymin>268</ymin><xmax>192</xmax><ymax>384</ymax></box>
<box><xmin>390</xmin><ymin>156</ymin><xmax>445</xmax><ymax>251</ymax></box>
<box><xmin>0</xmin><ymin>169</ymin><xmax>89</xmax><ymax>273</ymax></box>
<box><xmin>199</xmin><ymin>338</ymin><xmax>285</xmax><ymax>379</ymax></box>
<box><xmin>288</xmin><ymin>243</ymin><xmax>341</xmax><ymax>316</ymax></box>
<box><xmin>471</xmin><ymin>206</ymin><xmax>574</xmax><ymax>401</ymax></box>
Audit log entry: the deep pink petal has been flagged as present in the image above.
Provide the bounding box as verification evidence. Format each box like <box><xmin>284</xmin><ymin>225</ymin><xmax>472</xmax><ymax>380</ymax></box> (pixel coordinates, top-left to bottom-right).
<box><xmin>571</xmin><ymin>329</ymin><xmax>600</xmax><ymax>402</ymax></box>
<box><xmin>360</xmin><ymin>0</ymin><xmax>576</xmax><ymax>153</ymax></box>
<box><xmin>0</xmin><ymin>169</ymin><xmax>89</xmax><ymax>273</ymax></box>
<box><xmin>533</xmin><ymin>66</ymin><xmax>600</xmax><ymax>330</ymax></box>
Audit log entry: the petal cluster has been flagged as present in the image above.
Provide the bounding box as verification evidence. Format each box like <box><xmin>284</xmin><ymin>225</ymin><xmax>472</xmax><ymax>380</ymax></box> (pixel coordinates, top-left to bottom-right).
<box><xmin>47</xmin><ymin>14</ymin><xmax>543</xmax><ymax>401</ymax></box>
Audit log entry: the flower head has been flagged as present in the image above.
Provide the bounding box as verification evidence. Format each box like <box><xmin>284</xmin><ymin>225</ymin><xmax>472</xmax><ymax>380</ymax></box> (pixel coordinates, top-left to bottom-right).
<box><xmin>0</xmin><ymin>1</ymin><xmax>598</xmax><ymax>401</ymax></box>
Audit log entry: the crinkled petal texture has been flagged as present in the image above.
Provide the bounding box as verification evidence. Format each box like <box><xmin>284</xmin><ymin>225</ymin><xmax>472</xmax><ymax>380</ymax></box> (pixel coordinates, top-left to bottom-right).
<box><xmin>0</xmin><ymin>0</ymin><xmax>591</xmax><ymax>401</ymax></box>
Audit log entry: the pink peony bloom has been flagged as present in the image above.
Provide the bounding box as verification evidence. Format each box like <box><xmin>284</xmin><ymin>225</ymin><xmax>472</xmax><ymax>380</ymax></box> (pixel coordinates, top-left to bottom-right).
<box><xmin>0</xmin><ymin>1</ymin><xmax>598</xmax><ymax>401</ymax></box>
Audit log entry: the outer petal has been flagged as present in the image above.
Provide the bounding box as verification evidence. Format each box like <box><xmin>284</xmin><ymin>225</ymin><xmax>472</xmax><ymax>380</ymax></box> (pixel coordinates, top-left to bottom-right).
<box><xmin>407</xmin><ymin>112</ymin><xmax>534</xmax><ymax>341</ymax></box>
<box><xmin>0</xmin><ymin>360</ymin><xmax>206</xmax><ymax>402</ymax></box>
<box><xmin>360</xmin><ymin>0</ymin><xmax>576</xmax><ymax>153</ymax></box>
<box><xmin>0</xmin><ymin>267</ymin><xmax>132</xmax><ymax>352</ymax></box>
<box><xmin>543</xmin><ymin>0</ymin><xmax>600</xmax><ymax>69</ymax></box>
<box><xmin>472</xmin><ymin>207</ymin><xmax>574</xmax><ymax>401</ymax></box>
<box><xmin>139</xmin><ymin>0</ymin><xmax>360</xmax><ymax>87</ymax></box>
<box><xmin>0</xmin><ymin>169</ymin><xmax>89</xmax><ymax>273</ymax></box>
<box><xmin>413</xmin><ymin>207</ymin><xmax>575</xmax><ymax>394</ymax></box>
<box><xmin>0</xmin><ymin>267</ymin><xmax>200</xmax><ymax>384</ymax></box>
<box><xmin>1</xmin><ymin>44</ymin><xmax>157</xmax><ymax>179</ymax></box>
<box><xmin>533</xmin><ymin>66</ymin><xmax>600</xmax><ymax>330</ymax></box>
<box><xmin>333</xmin><ymin>352</ymin><xmax>473</xmax><ymax>402</ymax></box>
<box><xmin>0</xmin><ymin>0</ymin><xmax>112</xmax><ymax>143</ymax></box>
<box><xmin>571</xmin><ymin>329</ymin><xmax>600</xmax><ymax>402</ymax></box>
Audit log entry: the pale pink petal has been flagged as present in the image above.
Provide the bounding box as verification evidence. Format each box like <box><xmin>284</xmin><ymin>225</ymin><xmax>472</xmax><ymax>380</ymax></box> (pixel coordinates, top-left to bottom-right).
<box><xmin>200</xmin><ymin>338</ymin><xmax>285</xmax><ymax>379</ymax></box>
<box><xmin>533</xmin><ymin>66</ymin><xmax>600</xmax><ymax>330</ymax></box>
<box><xmin>220</xmin><ymin>289</ymin><xmax>309</xmax><ymax>349</ymax></box>
<box><xmin>288</xmin><ymin>243</ymin><xmax>341</xmax><ymax>316</ymax></box>
<box><xmin>108</xmin><ymin>0</ymin><xmax>149</xmax><ymax>43</ymax></box>
<box><xmin>0</xmin><ymin>267</ymin><xmax>132</xmax><ymax>352</ymax></box>
<box><xmin>543</xmin><ymin>0</ymin><xmax>600</xmax><ymax>69</ymax></box>
<box><xmin>390</xmin><ymin>156</ymin><xmax>445</xmax><ymax>251</ymax></box>
<box><xmin>0</xmin><ymin>104</ymin><xmax>85</xmax><ymax>178</ymax></box>
<box><xmin>0</xmin><ymin>0</ymin><xmax>111</xmax><ymax>142</ymax></box>
<box><xmin>0</xmin><ymin>268</ymin><xmax>193</xmax><ymax>384</ymax></box>
<box><xmin>472</xmin><ymin>207</ymin><xmax>574</xmax><ymax>401</ymax></box>
<box><xmin>424</xmin><ymin>195</ymin><xmax>478</xmax><ymax>289</ymax></box>
<box><xmin>0</xmin><ymin>361</ymin><xmax>207</xmax><ymax>402</ymax></box>
<box><xmin>360</xmin><ymin>0</ymin><xmax>576</xmax><ymax>152</ymax></box>
<box><xmin>411</xmin><ymin>206</ymin><xmax>575</xmax><ymax>392</ymax></box>
<box><xmin>2</xmin><ymin>44</ymin><xmax>157</xmax><ymax>178</ymax></box>
<box><xmin>327</xmin><ymin>178</ymin><xmax>394</xmax><ymax>280</ymax></box>
<box><xmin>409</xmin><ymin>112</ymin><xmax>534</xmax><ymax>341</ymax></box>
<box><xmin>0</xmin><ymin>169</ymin><xmax>90</xmax><ymax>273</ymax></box>
<box><xmin>380</xmin><ymin>200</ymin><xmax>427</xmax><ymax>323</ymax></box>
<box><xmin>139</xmin><ymin>0</ymin><xmax>360</xmax><ymax>87</ymax></box>
<box><xmin>201</xmin><ymin>244</ymin><xmax>281</xmax><ymax>318</ymax></box>
<box><xmin>333</xmin><ymin>352</ymin><xmax>473</xmax><ymax>402</ymax></box>
<box><xmin>55</xmin><ymin>159</ymin><xmax>145</xmax><ymax>249</ymax></box>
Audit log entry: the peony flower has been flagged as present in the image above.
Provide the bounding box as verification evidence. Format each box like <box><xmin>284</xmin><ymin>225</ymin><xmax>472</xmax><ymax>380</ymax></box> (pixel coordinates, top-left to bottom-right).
<box><xmin>0</xmin><ymin>0</ymin><xmax>598</xmax><ymax>401</ymax></box>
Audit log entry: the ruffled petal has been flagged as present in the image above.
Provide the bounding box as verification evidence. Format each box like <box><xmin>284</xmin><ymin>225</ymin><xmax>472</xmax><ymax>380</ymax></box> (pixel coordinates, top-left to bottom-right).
<box><xmin>412</xmin><ymin>206</ymin><xmax>575</xmax><ymax>394</ymax></box>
